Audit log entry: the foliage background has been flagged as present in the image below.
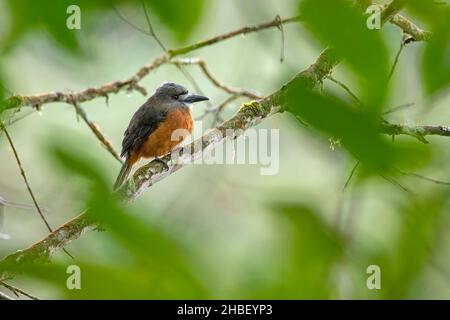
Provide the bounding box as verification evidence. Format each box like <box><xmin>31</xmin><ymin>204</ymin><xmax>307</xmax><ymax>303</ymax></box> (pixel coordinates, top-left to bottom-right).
<box><xmin>1</xmin><ymin>0</ymin><xmax>450</xmax><ymax>299</ymax></box>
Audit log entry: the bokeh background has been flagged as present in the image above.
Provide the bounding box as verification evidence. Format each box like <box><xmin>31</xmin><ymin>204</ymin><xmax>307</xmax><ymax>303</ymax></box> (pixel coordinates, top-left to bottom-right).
<box><xmin>1</xmin><ymin>0</ymin><xmax>450</xmax><ymax>299</ymax></box>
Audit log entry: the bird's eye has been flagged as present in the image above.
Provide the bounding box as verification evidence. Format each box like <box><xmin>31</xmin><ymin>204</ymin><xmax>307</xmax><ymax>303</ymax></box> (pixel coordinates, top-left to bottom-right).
<box><xmin>173</xmin><ymin>95</ymin><xmax>179</xmax><ymax>100</ymax></box>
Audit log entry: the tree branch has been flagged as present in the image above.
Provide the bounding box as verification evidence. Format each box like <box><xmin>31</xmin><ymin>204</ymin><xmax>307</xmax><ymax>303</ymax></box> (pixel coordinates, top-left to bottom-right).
<box><xmin>167</xmin><ymin>16</ymin><xmax>301</xmax><ymax>57</ymax></box>
<box><xmin>0</xmin><ymin>121</ymin><xmax>53</xmax><ymax>233</ymax></box>
<box><xmin>170</xmin><ymin>57</ymin><xmax>262</xmax><ymax>99</ymax></box>
<box><xmin>0</xmin><ymin>281</ymin><xmax>39</xmax><ymax>300</ymax></box>
<box><xmin>380</xmin><ymin>122</ymin><xmax>450</xmax><ymax>143</ymax></box>
<box><xmin>390</xmin><ymin>13</ymin><xmax>433</xmax><ymax>41</ymax></box>
<box><xmin>72</xmin><ymin>103</ymin><xmax>122</xmax><ymax>163</ymax></box>
<box><xmin>381</xmin><ymin>0</ymin><xmax>406</xmax><ymax>25</ymax></box>
<box><xmin>2</xmin><ymin>16</ymin><xmax>300</xmax><ymax>111</ymax></box>
<box><xmin>0</xmin><ymin>212</ymin><xmax>96</xmax><ymax>281</ymax></box>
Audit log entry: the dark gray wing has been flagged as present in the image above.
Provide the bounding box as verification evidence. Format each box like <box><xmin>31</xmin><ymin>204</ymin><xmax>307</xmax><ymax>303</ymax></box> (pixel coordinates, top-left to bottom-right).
<box><xmin>120</xmin><ymin>99</ymin><xmax>167</xmax><ymax>159</ymax></box>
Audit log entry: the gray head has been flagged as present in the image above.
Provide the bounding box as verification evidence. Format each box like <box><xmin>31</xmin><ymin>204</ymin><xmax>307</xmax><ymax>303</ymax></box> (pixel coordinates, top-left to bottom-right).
<box><xmin>154</xmin><ymin>82</ymin><xmax>209</xmax><ymax>105</ymax></box>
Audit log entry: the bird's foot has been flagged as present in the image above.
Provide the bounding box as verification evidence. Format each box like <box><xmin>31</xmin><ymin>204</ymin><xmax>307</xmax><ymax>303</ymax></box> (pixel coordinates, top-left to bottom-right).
<box><xmin>153</xmin><ymin>157</ymin><xmax>170</xmax><ymax>171</ymax></box>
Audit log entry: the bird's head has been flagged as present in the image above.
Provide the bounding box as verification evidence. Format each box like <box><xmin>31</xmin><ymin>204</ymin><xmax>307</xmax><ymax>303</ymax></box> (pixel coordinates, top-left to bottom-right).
<box><xmin>155</xmin><ymin>82</ymin><xmax>209</xmax><ymax>105</ymax></box>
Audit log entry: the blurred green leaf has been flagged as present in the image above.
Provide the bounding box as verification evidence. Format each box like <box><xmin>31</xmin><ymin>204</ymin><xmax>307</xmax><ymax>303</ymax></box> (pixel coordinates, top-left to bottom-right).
<box><xmin>404</xmin><ymin>1</ymin><xmax>450</xmax><ymax>97</ymax></box>
<box><xmin>85</xmin><ymin>193</ymin><xmax>206</xmax><ymax>297</ymax></box>
<box><xmin>299</xmin><ymin>0</ymin><xmax>389</xmax><ymax>110</ymax></box>
<box><xmin>286</xmin><ymin>86</ymin><xmax>427</xmax><ymax>172</ymax></box>
<box><xmin>0</xmin><ymin>71</ymin><xmax>9</xmax><ymax>118</ymax></box>
<box><xmin>3</xmin><ymin>0</ymin><xmax>206</xmax><ymax>54</ymax></box>
<box><xmin>366</xmin><ymin>191</ymin><xmax>448</xmax><ymax>299</ymax></box>
<box><xmin>271</xmin><ymin>203</ymin><xmax>342</xmax><ymax>299</ymax></box>
<box><xmin>33</xmin><ymin>143</ymin><xmax>207</xmax><ymax>298</ymax></box>
<box><xmin>4</xmin><ymin>0</ymin><xmax>84</xmax><ymax>53</ymax></box>
<box><xmin>51</xmin><ymin>144</ymin><xmax>110</xmax><ymax>188</ymax></box>
<box><xmin>24</xmin><ymin>261</ymin><xmax>204</xmax><ymax>299</ymax></box>
<box><xmin>423</xmin><ymin>34</ymin><xmax>450</xmax><ymax>97</ymax></box>
<box><xmin>143</xmin><ymin>0</ymin><xmax>206</xmax><ymax>42</ymax></box>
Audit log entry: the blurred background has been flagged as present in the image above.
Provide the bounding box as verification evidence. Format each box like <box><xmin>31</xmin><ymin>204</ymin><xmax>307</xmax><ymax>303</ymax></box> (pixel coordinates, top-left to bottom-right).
<box><xmin>1</xmin><ymin>0</ymin><xmax>450</xmax><ymax>299</ymax></box>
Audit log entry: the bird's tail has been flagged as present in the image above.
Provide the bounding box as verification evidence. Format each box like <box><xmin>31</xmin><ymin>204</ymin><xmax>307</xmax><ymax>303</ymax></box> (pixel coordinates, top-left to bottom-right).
<box><xmin>114</xmin><ymin>159</ymin><xmax>132</xmax><ymax>190</ymax></box>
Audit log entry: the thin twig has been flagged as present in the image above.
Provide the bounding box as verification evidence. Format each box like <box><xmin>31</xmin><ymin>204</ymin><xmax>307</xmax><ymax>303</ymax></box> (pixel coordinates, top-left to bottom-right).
<box><xmin>383</xmin><ymin>102</ymin><xmax>415</xmax><ymax>115</ymax></box>
<box><xmin>379</xmin><ymin>173</ymin><xmax>414</xmax><ymax>195</ymax></box>
<box><xmin>335</xmin><ymin>159</ymin><xmax>360</xmax><ymax>231</ymax></box>
<box><xmin>0</xmin><ymin>122</ymin><xmax>53</xmax><ymax>232</ymax></box>
<box><xmin>275</xmin><ymin>14</ymin><xmax>285</xmax><ymax>63</ymax></box>
<box><xmin>141</xmin><ymin>1</ymin><xmax>167</xmax><ymax>51</ymax></box>
<box><xmin>327</xmin><ymin>76</ymin><xmax>362</xmax><ymax>106</ymax></box>
<box><xmin>141</xmin><ymin>2</ymin><xmax>213</xmax><ymax>110</ymax></box>
<box><xmin>113</xmin><ymin>7</ymin><xmax>151</xmax><ymax>36</ymax></box>
<box><xmin>168</xmin><ymin>16</ymin><xmax>301</xmax><ymax>56</ymax></box>
<box><xmin>170</xmin><ymin>58</ymin><xmax>262</xmax><ymax>99</ymax></box>
<box><xmin>0</xmin><ymin>121</ymin><xmax>74</xmax><ymax>259</ymax></box>
<box><xmin>212</xmin><ymin>95</ymin><xmax>241</xmax><ymax>126</ymax></box>
<box><xmin>0</xmin><ymin>281</ymin><xmax>39</xmax><ymax>300</ymax></box>
<box><xmin>72</xmin><ymin>103</ymin><xmax>123</xmax><ymax>163</ymax></box>
<box><xmin>394</xmin><ymin>168</ymin><xmax>450</xmax><ymax>186</ymax></box>
<box><xmin>388</xmin><ymin>37</ymin><xmax>406</xmax><ymax>82</ymax></box>
<box><xmin>195</xmin><ymin>95</ymin><xmax>238</xmax><ymax>121</ymax></box>
<box><xmin>343</xmin><ymin>160</ymin><xmax>360</xmax><ymax>191</ymax></box>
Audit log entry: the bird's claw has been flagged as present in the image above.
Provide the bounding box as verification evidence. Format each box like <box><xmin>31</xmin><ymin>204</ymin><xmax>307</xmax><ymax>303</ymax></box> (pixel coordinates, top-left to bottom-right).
<box><xmin>154</xmin><ymin>157</ymin><xmax>170</xmax><ymax>171</ymax></box>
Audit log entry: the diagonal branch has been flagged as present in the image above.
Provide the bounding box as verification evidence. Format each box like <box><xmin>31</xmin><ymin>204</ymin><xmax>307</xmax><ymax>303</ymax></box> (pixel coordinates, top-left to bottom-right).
<box><xmin>167</xmin><ymin>16</ymin><xmax>301</xmax><ymax>57</ymax></box>
<box><xmin>390</xmin><ymin>13</ymin><xmax>432</xmax><ymax>41</ymax></box>
<box><xmin>380</xmin><ymin>122</ymin><xmax>450</xmax><ymax>143</ymax></box>
<box><xmin>0</xmin><ymin>281</ymin><xmax>39</xmax><ymax>300</ymax></box>
<box><xmin>169</xmin><ymin>57</ymin><xmax>262</xmax><ymax>99</ymax></box>
<box><xmin>0</xmin><ymin>212</ymin><xmax>96</xmax><ymax>281</ymax></box>
<box><xmin>72</xmin><ymin>103</ymin><xmax>122</xmax><ymax>163</ymax></box>
<box><xmin>0</xmin><ymin>122</ymin><xmax>53</xmax><ymax>232</ymax></box>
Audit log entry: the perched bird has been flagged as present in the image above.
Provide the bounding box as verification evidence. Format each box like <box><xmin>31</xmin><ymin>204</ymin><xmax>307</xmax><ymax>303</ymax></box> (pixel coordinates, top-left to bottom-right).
<box><xmin>114</xmin><ymin>83</ymin><xmax>208</xmax><ymax>189</ymax></box>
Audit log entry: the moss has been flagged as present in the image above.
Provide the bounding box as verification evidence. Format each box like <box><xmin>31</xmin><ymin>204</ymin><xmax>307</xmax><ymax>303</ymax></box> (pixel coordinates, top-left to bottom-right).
<box><xmin>238</xmin><ymin>100</ymin><xmax>265</xmax><ymax>118</ymax></box>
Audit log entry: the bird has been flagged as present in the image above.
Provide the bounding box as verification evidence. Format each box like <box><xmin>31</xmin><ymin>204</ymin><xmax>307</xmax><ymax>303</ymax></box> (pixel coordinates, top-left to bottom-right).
<box><xmin>114</xmin><ymin>82</ymin><xmax>209</xmax><ymax>190</ymax></box>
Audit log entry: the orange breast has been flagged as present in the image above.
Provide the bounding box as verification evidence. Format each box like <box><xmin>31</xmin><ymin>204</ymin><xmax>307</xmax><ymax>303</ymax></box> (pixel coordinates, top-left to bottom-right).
<box><xmin>138</xmin><ymin>108</ymin><xmax>193</xmax><ymax>159</ymax></box>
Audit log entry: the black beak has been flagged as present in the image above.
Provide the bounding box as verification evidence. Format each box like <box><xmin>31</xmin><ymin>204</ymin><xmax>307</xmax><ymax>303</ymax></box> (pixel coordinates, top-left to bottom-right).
<box><xmin>183</xmin><ymin>94</ymin><xmax>209</xmax><ymax>104</ymax></box>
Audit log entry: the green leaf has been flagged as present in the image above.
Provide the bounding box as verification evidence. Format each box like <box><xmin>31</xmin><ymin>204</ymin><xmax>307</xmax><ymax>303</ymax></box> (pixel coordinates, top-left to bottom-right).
<box><xmin>22</xmin><ymin>262</ymin><xmax>201</xmax><ymax>299</ymax></box>
<box><xmin>51</xmin><ymin>144</ymin><xmax>110</xmax><ymax>189</ymax></box>
<box><xmin>143</xmin><ymin>0</ymin><xmax>206</xmax><ymax>42</ymax></box>
<box><xmin>421</xmin><ymin>11</ymin><xmax>450</xmax><ymax>97</ymax></box>
<box><xmin>423</xmin><ymin>34</ymin><xmax>450</xmax><ymax>96</ymax></box>
<box><xmin>4</xmin><ymin>0</ymin><xmax>84</xmax><ymax>53</ymax></box>
<box><xmin>271</xmin><ymin>203</ymin><xmax>342</xmax><ymax>299</ymax></box>
<box><xmin>299</xmin><ymin>0</ymin><xmax>389</xmax><ymax>110</ymax></box>
<box><xmin>0</xmin><ymin>71</ymin><xmax>9</xmax><ymax>117</ymax></box>
<box><xmin>366</xmin><ymin>191</ymin><xmax>448</xmax><ymax>299</ymax></box>
<box><xmin>286</xmin><ymin>86</ymin><xmax>426</xmax><ymax>172</ymax></box>
<box><xmin>40</xmin><ymin>143</ymin><xmax>207</xmax><ymax>298</ymax></box>
<box><xmin>3</xmin><ymin>0</ymin><xmax>206</xmax><ymax>54</ymax></box>
<box><xmin>404</xmin><ymin>0</ymin><xmax>450</xmax><ymax>97</ymax></box>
